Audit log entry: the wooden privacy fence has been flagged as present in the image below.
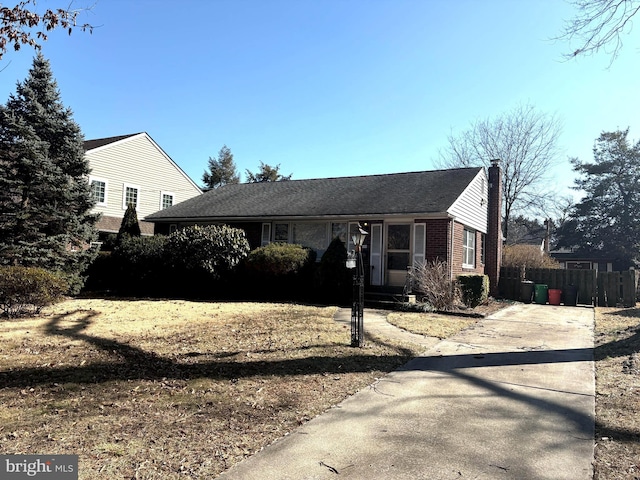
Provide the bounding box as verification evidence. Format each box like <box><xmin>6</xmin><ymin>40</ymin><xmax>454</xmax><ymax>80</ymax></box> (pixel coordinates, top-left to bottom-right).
<box><xmin>597</xmin><ymin>271</ymin><xmax>637</xmax><ymax>307</ymax></box>
<box><xmin>498</xmin><ymin>267</ymin><xmax>637</xmax><ymax>307</ymax></box>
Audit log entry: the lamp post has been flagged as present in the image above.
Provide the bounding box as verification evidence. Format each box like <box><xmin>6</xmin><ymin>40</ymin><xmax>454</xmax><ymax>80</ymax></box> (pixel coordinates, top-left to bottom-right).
<box><xmin>346</xmin><ymin>224</ymin><xmax>367</xmax><ymax>347</ymax></box>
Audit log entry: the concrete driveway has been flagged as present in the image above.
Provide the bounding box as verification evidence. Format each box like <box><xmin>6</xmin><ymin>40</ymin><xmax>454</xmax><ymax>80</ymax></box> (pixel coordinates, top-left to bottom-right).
<box><xmin>216</xmin><ymin>303</ymin><xmax>595</xmax><ymax>480</ymax></box>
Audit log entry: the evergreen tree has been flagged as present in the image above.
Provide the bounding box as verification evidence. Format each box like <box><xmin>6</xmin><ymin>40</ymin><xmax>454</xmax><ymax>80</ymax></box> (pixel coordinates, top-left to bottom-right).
<box><xmin>556</xmin><ymin>129</ymin><xmax>640</xmax><ymax>269</ymax></box>
<box><xmin>202</xmin><ymin>145</ymin><xmax>240</xmax><ymax>190</ymax></box>
<box><xmin>0</xmin><ymin>53</ymin><xmax>97</xmax><ymax>292</ymax></box>
<box><xmin>245</xmin><ymin>161</ymin><xmax>292</xmax><ymax>182</ymax></box>
<box><xmin>117</xmin><ymin>203</ymin><xmax>142</xmax><ymax>242</ymax></box>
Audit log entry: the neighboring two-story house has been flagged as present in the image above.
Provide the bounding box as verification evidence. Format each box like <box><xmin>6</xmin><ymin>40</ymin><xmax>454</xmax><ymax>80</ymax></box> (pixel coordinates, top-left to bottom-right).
<box><xmin>85</xmin><ymin>132</ymin><xmax>202</xmax><ymax>239</ymax></box>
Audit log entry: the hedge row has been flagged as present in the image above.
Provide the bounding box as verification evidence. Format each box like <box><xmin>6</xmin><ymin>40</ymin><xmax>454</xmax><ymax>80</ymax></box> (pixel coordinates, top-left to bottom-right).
<box><xmin>83</xmin><ymin>230</ymin><xmax>354</xmax><ymax>304</ymax></box>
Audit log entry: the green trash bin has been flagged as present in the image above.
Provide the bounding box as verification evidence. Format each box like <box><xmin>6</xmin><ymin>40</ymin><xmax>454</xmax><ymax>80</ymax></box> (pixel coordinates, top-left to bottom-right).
<box><xmin>534</xmin><ymin>284</ymin><xmax>548</xmax><ymax>304</ymax></box>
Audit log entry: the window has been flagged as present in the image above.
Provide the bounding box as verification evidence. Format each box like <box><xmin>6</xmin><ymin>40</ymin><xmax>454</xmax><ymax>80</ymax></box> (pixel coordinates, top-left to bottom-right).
<box><xmin>293</xmin><ymin>223</ymin><xmax>328</xmax><ymax>258</ymax></box>
<box><xmin>89</xmin><ymin>177</ymin><xmax>107</xmax><ymax>206</ymax></box>
<box><xmin>331</xmin><ymin>222</ymin><xmax>347</xmax><ymax>244</ymax></box>
<box><xmin>463</xmin><ymin>228</ymin><xmax>476</xmax><ymax>268</ymax></box>
<box><xmin>274</xmin><ymin>223</ymin><xmax>289</xmax><ymax>242</ymax></box>
<box><xmin>161</xmin><ymin>192</ymin><xmax>174</xmax><ymax>210</ymax></box>
<box><xmin>123</xmin><ymin>184</ymin><xmax>139</xmax><ymax>209</ymax></box>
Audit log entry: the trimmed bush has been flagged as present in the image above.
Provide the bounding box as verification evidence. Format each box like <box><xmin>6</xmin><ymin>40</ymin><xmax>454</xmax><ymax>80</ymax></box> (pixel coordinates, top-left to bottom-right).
<box><xmin>244</xmin><ymin>243</ymin><xmax>316</xmax><ymax>300</ymax></box>
<box><xmin>166</xmin><ymin>225</ymin><xmax>249</xmax><ymax>278</ymax></box>
<box><xmin>245</xmin><ymin>242</ymin><xmax>315</xmax><ymax>276</ymax></box>
<box><xmin>458</xmin><ymin>274</ymin><xmax>489</xmax><ymax>307</ymax></box>
<box><xmin>0</xmin><ymin>266</ymin><xmax>68</xmax><ymax>317</ymax></box>
<box><xmin>117</xmin><ymin>203</ymin><xmax>142</xmax><ymax>242</ymax></box>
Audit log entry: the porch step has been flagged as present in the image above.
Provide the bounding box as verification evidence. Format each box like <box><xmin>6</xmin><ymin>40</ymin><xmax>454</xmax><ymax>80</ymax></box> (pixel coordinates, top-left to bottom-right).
<box><xmin>364</xmin><ymin>290</ymin><xmax>415</xmax><ymax>309</ymax></box>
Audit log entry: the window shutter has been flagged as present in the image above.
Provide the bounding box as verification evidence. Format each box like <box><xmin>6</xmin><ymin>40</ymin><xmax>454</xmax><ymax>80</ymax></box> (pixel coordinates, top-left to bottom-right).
<box><xmin>413</xmin><ymin>223</ymin><xmax>426</xmax><ymax>267</ymax></box>
<box><xmin>261</xmin><ymin>223</ymin><xmax>271</xmax><ymax>246</ymax></box>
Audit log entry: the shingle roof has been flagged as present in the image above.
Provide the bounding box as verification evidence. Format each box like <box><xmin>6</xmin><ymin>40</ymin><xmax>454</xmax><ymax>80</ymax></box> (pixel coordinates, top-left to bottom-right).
<box><xmin>83</xmin><ymin>133</ymin><xmax>142</xmax><ymax>151</ymax></box>
<box><xmin>146</xmin><ymin>167</ymin><xmax>483</xmax><ymax>221</ymax></box>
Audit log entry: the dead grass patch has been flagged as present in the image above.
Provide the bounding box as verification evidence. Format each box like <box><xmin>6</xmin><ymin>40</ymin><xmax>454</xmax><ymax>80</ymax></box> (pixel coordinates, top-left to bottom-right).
<box><xmin>386</xmin><ymin>311</ymin><xmax>476</xmax><ymax>339</ymax></box>
<box><xmin>0</xmin><ymin>299</ymin><xmax>423</xmax><ymax>479</ymax></box>
<box><xmin>594</xmin><ymin>306</ymin><xmax>640</xmax><ymax>480</ymax></box>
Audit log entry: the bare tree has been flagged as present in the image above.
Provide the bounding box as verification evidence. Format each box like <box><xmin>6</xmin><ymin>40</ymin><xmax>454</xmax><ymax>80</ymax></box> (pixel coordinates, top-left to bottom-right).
<box><xmin>559</xmin><ymin>0</ymin><xmax>640</xmax><ymax>62</ymax></box>
<box><xmin>437</xmin><ymin>103</ymin><xmax>562</xmax><ymax>241</ymax></box>
<box><xmin>0</xmin><ymin>1</ymin><xmax>94</xmax><ymax>60</ymax></box>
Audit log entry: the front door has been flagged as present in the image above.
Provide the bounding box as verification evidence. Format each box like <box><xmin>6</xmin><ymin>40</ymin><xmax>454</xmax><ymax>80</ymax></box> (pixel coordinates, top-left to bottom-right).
<box><xmin>386</xmin><ymin>223</ymin><xmax>411</xmax><ymax>287</ymax></box>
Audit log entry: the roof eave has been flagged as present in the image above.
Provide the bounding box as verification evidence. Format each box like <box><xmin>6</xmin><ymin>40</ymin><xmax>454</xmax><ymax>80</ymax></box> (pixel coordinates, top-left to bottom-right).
<box><xmin>145</xmin><ymin>211</ymin><xmax>452</xmax><ymax>223</ymax></box>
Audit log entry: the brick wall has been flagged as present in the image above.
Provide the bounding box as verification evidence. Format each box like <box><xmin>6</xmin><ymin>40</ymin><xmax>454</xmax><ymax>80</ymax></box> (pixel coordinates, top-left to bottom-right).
<box><xmin>424</xmin><ymin>218</ymin><xmax>450</xmax><ymax>263</ymax></box>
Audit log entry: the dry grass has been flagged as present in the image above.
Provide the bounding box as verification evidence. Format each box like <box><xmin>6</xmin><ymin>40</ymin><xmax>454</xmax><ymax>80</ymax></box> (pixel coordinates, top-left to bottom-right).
<box><xmin>594</xmin><ymin>306</ymin><xmax>640</xmax><ymax>480</ymax></box>
<box><xmin>387</xmin><ymin>311</ymin><xmax>476</xmax><ymax>339</ymax></box>
<box><xmin>0</xmin><ymin>299</ymin><xmax>423</xmax><ymax>479</ymax></box>
<box><xmin>6</xmin><ymin>298</ymin><xmax>632</xmax><ymax>479</ymax></box>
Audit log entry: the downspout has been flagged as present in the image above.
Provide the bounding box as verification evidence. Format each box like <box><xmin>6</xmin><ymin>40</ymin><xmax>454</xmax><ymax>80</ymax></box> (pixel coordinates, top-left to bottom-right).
<box><xmin>449</xmin><ymin>215</ymin><xmax>455</xmax><ymax>281</ymax></box>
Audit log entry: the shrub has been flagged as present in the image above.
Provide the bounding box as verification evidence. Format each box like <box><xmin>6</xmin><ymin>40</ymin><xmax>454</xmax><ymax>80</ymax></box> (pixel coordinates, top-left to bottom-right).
<box><xmin>0</xmin><ymin>266</ymin><xmax>68</xmax><ymax>317</ymax></box>
<box><xmin>109</xmin><ymin>235</ymin><xmax>170</xmax><ymax>295</ymax></box>
<box><xmin>318</xmin><ymin>237</ymin><xmax>351</xmax><ymax>304</ymax></box>
<box><xmin>502</xmin><ymin>244</ymin><xmax>560</xmax><ymax>269</ymax></box>
<box><xmin>458</xmin><ymin>274</ymin><xmax>489</xmax><ymax>307</ymax></box>
<box><xmin>244</xmin><ymin>243</ymin><xmax>316</xmax><ymax>300</ymax></box>
<box><xmin>117</xmin><ymin>203</ymin><xmax>142</xmax><ymax>243</ymax></box>
<box><xmin>166</xmin><ymin>225</ymin><xmax>250</xmax><ymax>278</ymax></box>
<box><xmin>411</xmin><ymin>259</ymin><xmax>459</xmax><ymax>311</ymax></box>
<box><xmin>245</xmin><ymin>242</ymin><xmax>316</xmax><ymax>276</ymax></box>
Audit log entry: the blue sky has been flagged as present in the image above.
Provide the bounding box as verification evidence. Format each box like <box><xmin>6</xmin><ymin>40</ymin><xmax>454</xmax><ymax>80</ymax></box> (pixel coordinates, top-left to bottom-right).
<box><xmin>0</xmin><ymin>0</ymin><xmax>638</xmax><ymax>201</ymax></box>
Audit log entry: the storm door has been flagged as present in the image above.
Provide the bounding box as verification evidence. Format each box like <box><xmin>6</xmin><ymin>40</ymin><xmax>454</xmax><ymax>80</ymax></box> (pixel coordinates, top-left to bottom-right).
<box><xmin>386</xmin><ymin>223</ymin><xmax>411</xmax><ymax>287</ymax></box>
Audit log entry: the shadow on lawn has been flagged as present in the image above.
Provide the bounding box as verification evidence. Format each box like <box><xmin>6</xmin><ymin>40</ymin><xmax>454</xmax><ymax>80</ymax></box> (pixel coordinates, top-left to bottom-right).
<box><xmin>0</xmin><ymin>309</ymin><xmax>415</xmax><ymax>389</ymax></box>
<box><xmin>594</xmin><ymin>307</ymin><xmax>640</xmax><ymax>361</ymax></box>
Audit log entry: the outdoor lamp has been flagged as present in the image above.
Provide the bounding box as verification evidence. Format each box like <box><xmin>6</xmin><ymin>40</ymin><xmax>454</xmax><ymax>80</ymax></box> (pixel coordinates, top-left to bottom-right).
<box><xmin>350</xmin><ymin>223</ymin><xmax>368</xmax><ymax>347</ymax></box>
<box><xmin>352</xmin><ymin>225</ymin><xmax>368</xmax><ymax>251</ymax></box>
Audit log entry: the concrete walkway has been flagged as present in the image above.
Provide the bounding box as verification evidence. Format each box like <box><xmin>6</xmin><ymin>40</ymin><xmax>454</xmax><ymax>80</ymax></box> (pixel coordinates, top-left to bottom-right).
<box><xmin>216</xmin><ymin>303</ymin><xmax>595</xmax><ymax>480</ymax></box>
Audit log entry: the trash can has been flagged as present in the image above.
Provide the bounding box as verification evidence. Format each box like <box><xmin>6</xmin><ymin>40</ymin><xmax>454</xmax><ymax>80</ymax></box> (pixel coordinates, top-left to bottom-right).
<box><xmin>548</xmin><ymin>288</ymin><xmax>562</xmax><ymax>305</ymax></box>
<box><xmin>520</xmin><ymin>280</ymin><xmax>535</xmax><ymax>304</ymax></box>
<box><xmin>534</xmin><ymin>284</ymin><xmax>548</xmax><ymax>304</ymax></box>
<box><xmin>564</xmin><ymin>285</ymin><xmax>578</xmax><ymax>306</ymax></box>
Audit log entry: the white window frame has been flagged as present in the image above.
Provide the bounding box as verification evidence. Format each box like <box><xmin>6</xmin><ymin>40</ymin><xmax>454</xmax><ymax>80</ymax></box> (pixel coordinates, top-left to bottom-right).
<box><xmin>160</xmin><ymin>191</ymin><xmax>174</xmax><ymax>210</ymax></box>
<box><xmin>122</xmin><ymin>183</ymin><xmax>140</xmax><ymax>210</ymax></box>
<box><xmin>89</xmin><ymin>176</ymin><xmax>108</xmax><ymax>207</ymax></box>
<box><xmin>273</xmin><ymin>222</ymin><xmax>290</xmax><ymax>242</ymax></box>
<box><xmin>463</xmin><ymin>228</ymin><xmax>476</xmax><ymax>268</ymax></box>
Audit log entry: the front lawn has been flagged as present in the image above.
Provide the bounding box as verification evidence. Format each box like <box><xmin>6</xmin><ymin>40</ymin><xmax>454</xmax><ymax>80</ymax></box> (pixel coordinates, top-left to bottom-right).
<box><xmin>0</xmin><ymin>299</ymin><xmax>424</xmax><ymax>479</ymax></box>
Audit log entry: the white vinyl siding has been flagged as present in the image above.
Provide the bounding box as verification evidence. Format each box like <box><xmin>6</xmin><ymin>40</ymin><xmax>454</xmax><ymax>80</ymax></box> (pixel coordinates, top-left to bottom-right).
<box><xmin>85</xmin><ymin>133</ymin><xmax>202</xmax><ymax>221</ymax></box>
<box><xmin>448</xmin><ymin>169</ymin><xmax>488</xmax><ymax>233</ymax></box>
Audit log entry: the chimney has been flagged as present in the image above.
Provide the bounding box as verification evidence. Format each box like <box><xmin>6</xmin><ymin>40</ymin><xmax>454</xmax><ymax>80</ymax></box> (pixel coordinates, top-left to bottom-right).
<box><xmin>486</xmin><ymin>159</ymin><xmax>502</xmax><ymax>297</ymax></box>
